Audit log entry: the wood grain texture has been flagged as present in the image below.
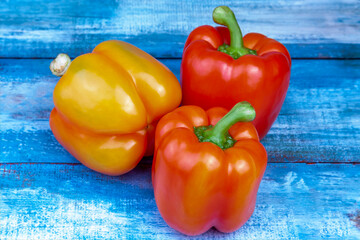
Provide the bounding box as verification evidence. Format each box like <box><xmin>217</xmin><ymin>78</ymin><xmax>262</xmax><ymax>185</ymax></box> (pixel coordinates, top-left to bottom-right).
<box><xmin>1</xmin><ymin>1</ymin><xmax>359</xmax><ymax>239</ymax></box>
<box><xmin>0</xmin><ymin>0</ymin><xmax>359</xmax><ymax>58</ymax></box>
<box><xmin>0</xmin><ymin>162</ymin><xmax>359</xmax><ymax>239</ymax></box>
<box><xmin>1</xmin><ymin>59</ymin><xmax>359</xmax><ymax>163</ymax></box>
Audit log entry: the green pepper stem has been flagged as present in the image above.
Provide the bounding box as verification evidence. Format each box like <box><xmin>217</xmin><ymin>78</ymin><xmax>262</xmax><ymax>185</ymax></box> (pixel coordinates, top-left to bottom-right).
<box><xmin>203</xmin><ymin>102</ymin><xmax>255</xmax><ymax>147</ymax></box>
<box><xmin>213</xmin><ymin>6</ymin><xmax>257</xmax><ymax>58</ymax></box>
<box><xmin>213</xmin><ymin>6</ymin><xmax>243</xmax><ymax>49</ymax></box>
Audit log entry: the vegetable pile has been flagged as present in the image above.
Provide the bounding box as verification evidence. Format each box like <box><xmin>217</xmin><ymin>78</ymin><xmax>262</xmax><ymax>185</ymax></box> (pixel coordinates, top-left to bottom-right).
<box><xmin>50</xmin><ymin>6</ymin><xmax>290</xmax><ymax>236</ymax></box>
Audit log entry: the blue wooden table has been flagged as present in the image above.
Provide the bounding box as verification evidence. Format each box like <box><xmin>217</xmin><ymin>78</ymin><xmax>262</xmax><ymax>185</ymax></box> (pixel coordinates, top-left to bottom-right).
<box><xmin>1</xmin><ymin>0</ymin><xmax>360</xmax><ymax>239</ymax></box>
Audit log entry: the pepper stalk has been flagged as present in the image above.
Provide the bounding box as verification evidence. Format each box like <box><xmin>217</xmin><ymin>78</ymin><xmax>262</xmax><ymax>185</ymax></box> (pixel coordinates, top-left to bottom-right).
<box><xmin>50</xmin><ymin>53</ymin><xmax>71</xmax><ymax>77</ymax></box>
<box><xmin>213</xmin><ymin>6</ymin><xmax>257</xmax><ymax>59</ymax></box>
<box><xmin>194</xmin><ymin>101</ymin><xmax>256</xmax><ymax>149</ymax></box>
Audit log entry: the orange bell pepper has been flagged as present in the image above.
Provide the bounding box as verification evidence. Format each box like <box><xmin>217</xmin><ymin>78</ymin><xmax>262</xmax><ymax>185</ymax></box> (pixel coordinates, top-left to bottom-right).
<box><xmin>49</xmin><ymin>40</ymin><xmax>182</xmax><ymax>176</ymax></box>
<box><xmin>152</xmin><ymin>102</ymin><xmax>267</xmax><ymax>235</ymax></box>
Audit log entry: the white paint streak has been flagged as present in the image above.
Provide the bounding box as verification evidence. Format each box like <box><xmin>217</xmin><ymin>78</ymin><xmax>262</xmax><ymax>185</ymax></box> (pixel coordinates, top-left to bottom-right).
<box><xmin>295</xmin><ymin>179</ymin><xmax>309</xmax><ymax>191</ymax></box>
<box><xmin>0</xmin><ymin>187</ymin><xmax>129</xmax><ymax>239</ymax></box>
<box><xmin>319</xmin><ymin>212</ymin><xmax>359</xmax><ymax>238</ymax></box>
<box><xmin>0</xmin><ymin>193</ymin><xmax>11</xmax><ymax>213</ymax></box>
<box><xmin>234</xmin><ymin>205</ymin><xmax>299</xmax><ymax>239</ymax></box>
<box><xmin>284</xmin><ymin>172</ymin><xmax>298</xmax><ymax>190</ymax></box>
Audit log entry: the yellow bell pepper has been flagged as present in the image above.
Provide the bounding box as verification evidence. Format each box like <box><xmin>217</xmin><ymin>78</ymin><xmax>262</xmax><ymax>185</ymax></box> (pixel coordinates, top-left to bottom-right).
<box><xmin>49</xmin><ymin>40</ymin><xmax>181</xmax><ymax>176</ymax></box>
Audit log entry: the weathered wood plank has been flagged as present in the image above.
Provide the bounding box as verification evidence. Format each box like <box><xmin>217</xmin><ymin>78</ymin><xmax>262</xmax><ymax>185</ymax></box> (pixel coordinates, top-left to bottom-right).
<box><xmin>0</xmin><ymin>163</ymin><xmax>359</xmax><ymax>239</ymax></box>
<box><xmin>1</xmin><ymin>59</ymin><xmax>359</xmax><ymax>163</ymax></box>
<box><xmin>263</xmin><ymin>59</ymin><xmax>360</xmax><ymax>163</ymax></box>
<box><xmin>0</xmin><ymin>0</ymin><xmax>359</xmax><ymax>58</ymax></box>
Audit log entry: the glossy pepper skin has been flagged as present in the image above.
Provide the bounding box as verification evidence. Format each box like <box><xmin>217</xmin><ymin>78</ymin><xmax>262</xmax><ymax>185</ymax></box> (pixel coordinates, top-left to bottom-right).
<box><xmin>181</xmin><ymin>6</ymin><xmax>291</xmax><ymax>139</ymax></box>
<box><xmin>50</xmin><ymin>40</ymin><xmax>181</xmax><ymax>176</ymax></box>
<box><xmin>152</xmin><ymin>102</ymin><xmax>267</xmax><ymax>235</ymax></box>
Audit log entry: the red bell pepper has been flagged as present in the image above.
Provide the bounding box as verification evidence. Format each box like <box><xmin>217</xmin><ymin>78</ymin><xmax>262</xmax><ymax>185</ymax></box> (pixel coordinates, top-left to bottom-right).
<box><xmin>181</xmin><ymin>6</ymin><xmax>291</xmax><ymax>139</ymax></box>
<box><xmin>152</xmin><ymin>102</ymin><xmax>267</xmax><ymax>235</ymax></box>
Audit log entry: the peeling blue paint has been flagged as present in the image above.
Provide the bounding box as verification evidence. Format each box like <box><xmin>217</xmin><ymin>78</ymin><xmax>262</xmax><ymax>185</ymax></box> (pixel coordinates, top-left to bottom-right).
<box><xmin>1</xmin><ymin>0</ymin><xmax>360</xmax><ymax>238</ymax></box>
